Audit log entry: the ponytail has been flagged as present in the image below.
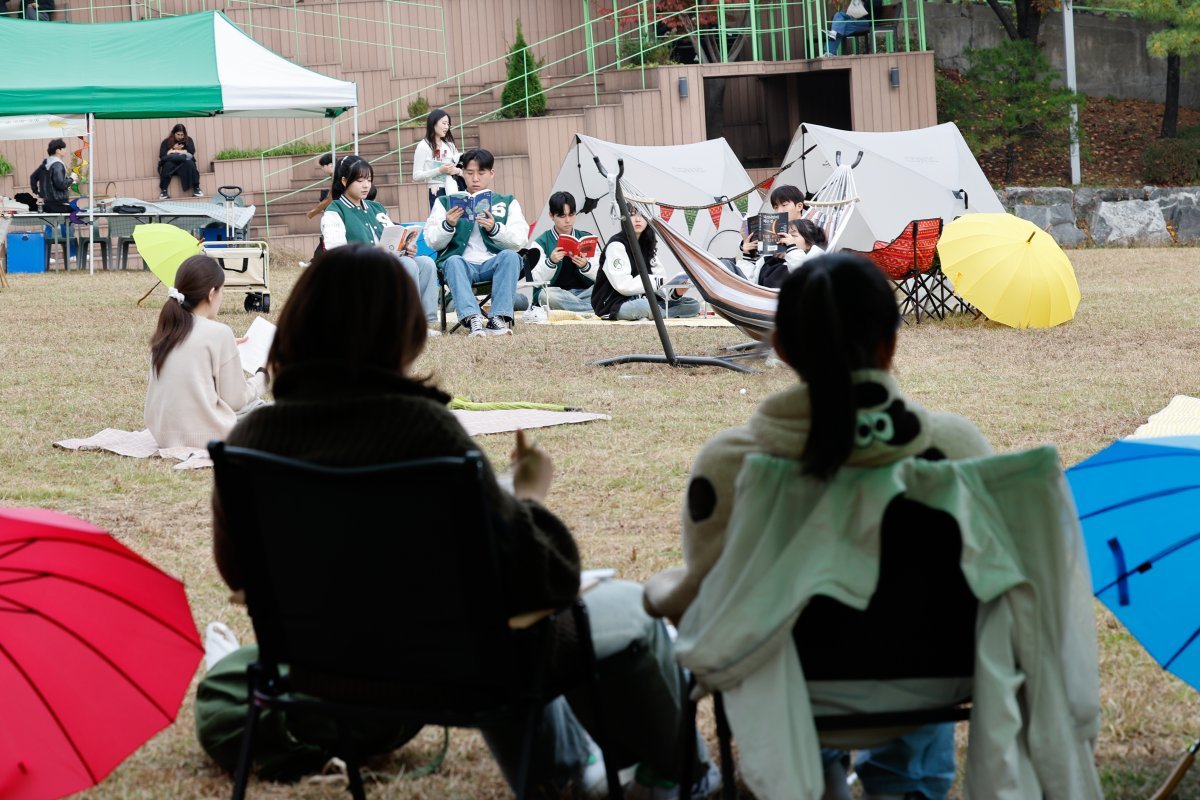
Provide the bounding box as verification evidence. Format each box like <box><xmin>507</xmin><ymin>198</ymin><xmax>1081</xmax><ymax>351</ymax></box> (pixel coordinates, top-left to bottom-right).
<box><xmin>150</xmin><ymin>255</ymin><xmax>225</xmax><ymax>375</ymax></box>
<box><xmin>775</xmin><ymin>253</ymin><xmax>900</xmax><ymax>479</ymax></box>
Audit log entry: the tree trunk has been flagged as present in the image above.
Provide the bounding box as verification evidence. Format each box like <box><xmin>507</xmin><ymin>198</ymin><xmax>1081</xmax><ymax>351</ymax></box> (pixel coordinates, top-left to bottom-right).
<box><xmin>1014</xmin><ymin>0</ymin><xmax>1041</xmax><ymax>45</ymax></box>
<box><xmin>1161</xmin><ymin>53</ymin><xmax>1180</xmax><ymax>139</ymax></box>
<box><xmin>1004</xmin><ymin>142</ymin><xmax>1017</xmax><ymax>182</ymax></box>
<box><xmin>985</xmin><ymin>0</ymin><xmax>1020</xmax><ymax>41</ymax></box>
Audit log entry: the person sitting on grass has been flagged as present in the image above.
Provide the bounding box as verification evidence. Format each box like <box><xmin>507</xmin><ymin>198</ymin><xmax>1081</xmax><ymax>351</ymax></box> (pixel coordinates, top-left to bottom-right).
<box><xmin>199</xmin><ymin>244</ymin><xmax>721</xmax><ymax>797</ymax></box>
<box><xmin>736</xmin><ymin>184</ymin><xmax>807</xmax><ymax>288</ymax></box>
<box><xmin>321</xmin><ymin>154</ymin><xmax>440</xmax><ymax>331</ymax></box>
<box><xmin>528</xmin><ymin>191</ymin><xmax>599</xmax><ymax>313</ymax></box>
<box><xmin>645</xmin><ymin>253</ymin><xmax>993</xmax><ymax>800</ymax></box>
<box><xmin>591</xmin><ymin>205</ymin><xmax>700</xmax><ymax>321</ymax></box>
<box><xmin>422</xmin><ymin>148</ymin><xmax>527</xmax><ymax>337</ymax></box>
<box><xmin>144</xmin><ymin>255</ymin><xmax>267</xmax><ymax>449</ymax></box>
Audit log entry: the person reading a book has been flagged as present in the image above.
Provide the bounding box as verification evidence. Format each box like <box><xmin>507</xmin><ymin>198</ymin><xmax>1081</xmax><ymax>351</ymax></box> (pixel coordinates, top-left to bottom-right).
<box><xmin>423</xmin><ymin>148</ymin><xmax>527</xmax><ymax>337</ymax></box>
<box><xmin>321</xmin><ymin>155</ymin><xmax>440</xmax><ymax>329</ymax></box>
<box><xmin>412</xmin><ymin>109</ymin><xmax>463</xmax><ymax>210</ymax></box>
<box><xmin>644</xmin><ymin>254</ymin><xmax>991</xmax><ymax>800</ymax></box>
<box><xmin>781</xmin><ymin>218</ymin><xmax>829</xmax><ymax>272</ymax></box>
<box><xmin>528</xmin><ymin>191</ymin><xmax>600</xmax><ymax>313</ymax></box>
<box><xmin>201</xmin><ymin>244</ymin><xmax>721</xmax><ymax>797</ymax></box>
<box><xmin>144</xmin><ymin>255</ymin><xmax>268</xmax><ymax>449</ymax></box>
<box><xmin>736</xmin><ymin>184</ymin><xmax>809</xmax><ymax>288</ymax></box>
<box><xmin>591</xmin><ymin>205</ymin><xmax>701</xmax><ymax>321</ymax></box>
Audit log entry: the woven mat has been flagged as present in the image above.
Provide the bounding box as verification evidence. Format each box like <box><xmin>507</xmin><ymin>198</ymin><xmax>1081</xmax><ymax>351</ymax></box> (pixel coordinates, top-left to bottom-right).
<box><xmin>1128</xmin><ymin>395</ymin><xmax>1200</xmax><ymax>439</ymax></box>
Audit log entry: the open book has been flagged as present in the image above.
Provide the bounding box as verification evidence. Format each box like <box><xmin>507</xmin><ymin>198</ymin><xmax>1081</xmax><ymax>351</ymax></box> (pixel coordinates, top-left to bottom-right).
<box><xmin>237</xmin><ymin>316</ymin><xmax>276</xmax><ymax>375</ymax></box>
<box><xmin>556</xmin><ymin>233</ymin><xmax>600</xmax><ymax>260</ymax></box>
<box><xmin>446</xmin><ymin>190</ymin><xmax>492</xmax><ymax>217</ymax></box>
<box><xmin>378</xmin><ymin>225</ymin><xmax>421</xmax><ymax>256</ymax></box>
<box><xmin>746</xmin><ymin>212</ymin><xmax>790</xmax><ymax>255</ymax></box>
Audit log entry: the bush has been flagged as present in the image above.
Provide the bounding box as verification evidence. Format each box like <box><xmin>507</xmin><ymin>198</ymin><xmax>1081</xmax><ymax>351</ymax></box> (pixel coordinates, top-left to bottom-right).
<box><xmin>1143</xmin><ymin>126</ymin><xmax>1200</xmax><ymax>184</ymax></box>
<box><xmin>499</xmin><ymin>20</ymin><xmax>547</xmax><ymax>119</ymax></box>
<box><xmin>0</xmin><ymin>152</ymin><xmax>12</xmax><ymax>177</ymax></box>
<box><xmin>407</xmin><ymin>95</ymin><xmax>430</xmax><ymax>121</ymax></box>
<box><xmin>214</xmin><ymin>142</ymin><xmax>352</xmax><ymax>160</ymax></box>
<box><xmin>617</xmin><ymin>31</ymin><xmax>676</xmax><ymax>68</ymax></box>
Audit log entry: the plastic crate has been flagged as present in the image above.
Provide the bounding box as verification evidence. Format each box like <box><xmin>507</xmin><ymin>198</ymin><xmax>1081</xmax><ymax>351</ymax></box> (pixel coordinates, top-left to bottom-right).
<box><xmin>6</xmin><ymin>231</ymin><xmax>46</xmax><ymax>273</ymax></box>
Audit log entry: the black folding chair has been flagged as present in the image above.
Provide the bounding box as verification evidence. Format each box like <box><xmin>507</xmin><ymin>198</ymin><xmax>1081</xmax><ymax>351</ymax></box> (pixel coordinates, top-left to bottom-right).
<box><xmin>209</xmin><ymin>443</ymin><xmax>622</xmax><ymax>800</ymax></box>
<box><xmin>680</xmin><ymin>494</ymin><xmax>976</xmax><ymax>797</ymax></box>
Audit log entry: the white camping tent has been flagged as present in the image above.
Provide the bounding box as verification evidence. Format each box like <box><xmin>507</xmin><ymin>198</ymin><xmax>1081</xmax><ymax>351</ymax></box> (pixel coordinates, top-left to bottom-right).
<box><xmin>532</xmin><ymin>135</ymin><xmax>764</xmax><ymax>277</ymax></box>
<box><xmin>775</xmin><ymin>122</ymin><xmax>1002</xmax><ymax>252</ymax></box>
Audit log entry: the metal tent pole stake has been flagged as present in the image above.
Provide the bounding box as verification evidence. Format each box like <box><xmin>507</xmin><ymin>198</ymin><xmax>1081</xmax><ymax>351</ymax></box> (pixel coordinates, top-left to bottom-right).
<box><xmin>589</xmin><ymin>157</ymin><xmax>756</xmax><ymax>374</ymax></box>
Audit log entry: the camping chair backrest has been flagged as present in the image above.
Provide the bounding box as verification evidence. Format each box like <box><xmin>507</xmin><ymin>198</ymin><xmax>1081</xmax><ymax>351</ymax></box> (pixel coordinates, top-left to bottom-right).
<box><xmin>793</xmin><ymin>493</ymin><xmax>977</xmax><ymax>682</ymax></box>
<box><xmin>209</xmin><ymin>443</ymin><xmax>522</xmax><ymax>706</ymax></box>
<box><xmin>852</xmin><ymin>217</ymin><xmax>944</xmax><ymax>281</ymax></box>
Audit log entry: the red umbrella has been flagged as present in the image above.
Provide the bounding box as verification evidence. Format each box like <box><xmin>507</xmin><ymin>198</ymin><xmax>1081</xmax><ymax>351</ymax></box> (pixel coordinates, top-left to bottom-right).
<box><xmin>0</xmin><ymin>507</ymin><xmax>203</xmax><ymax>800</ymax></box>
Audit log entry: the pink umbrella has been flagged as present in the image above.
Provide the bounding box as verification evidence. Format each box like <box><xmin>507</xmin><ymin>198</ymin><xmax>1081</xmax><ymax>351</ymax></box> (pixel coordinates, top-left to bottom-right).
<box><xmin>0</xmin><ymin>507</ymin><xmax>203</xmax><ymax>799</ymax></box>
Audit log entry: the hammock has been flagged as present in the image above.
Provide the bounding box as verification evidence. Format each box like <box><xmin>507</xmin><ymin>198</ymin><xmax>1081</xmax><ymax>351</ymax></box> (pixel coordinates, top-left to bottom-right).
<box><xmin>628</xmin><ymin>165</ymin><xmax>861</xmax><ymax>342</ymax></box>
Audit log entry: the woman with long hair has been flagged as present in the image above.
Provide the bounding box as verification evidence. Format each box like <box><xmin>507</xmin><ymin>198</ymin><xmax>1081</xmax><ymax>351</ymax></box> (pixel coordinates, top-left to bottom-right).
<box><xmin>645</xmin><ymin>254</ymin><xmax>993</xmax><ymax>800</ymax></box>
<box><xmin>157</xmin><ymin>123</ymin><xmax>202</xmax><ymax>200</ymax></box>
<box><xmin>320</xmin><ymin>155</ymin><xmax>440</xmax><ymax>328</ymax></box>
<box><xmin>144</xmin><ymin>255</ymin><xmax>267</xmax><ymax>448</ymax></box>
<box><xmin>201</xmin><ymin>244</ymin><xmax>719</xmax><ymax>796</ymax></box>
<box><xmin>411</xmin><ymin>108</ymin><xmax>462</xmax><ymax>210</ymax></box>
<box><xmin>591</xmin><ymin>205</ymin><xmax>700</xmax><ymax>320</ymax></box>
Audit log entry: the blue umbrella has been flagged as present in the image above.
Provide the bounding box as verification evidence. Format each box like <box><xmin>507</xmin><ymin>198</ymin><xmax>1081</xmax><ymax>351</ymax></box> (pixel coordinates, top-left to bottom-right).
<box><xmin>1067</xmin><ymin>436</ymin><xmax>1200</xmax><ymax>798</ymax></box>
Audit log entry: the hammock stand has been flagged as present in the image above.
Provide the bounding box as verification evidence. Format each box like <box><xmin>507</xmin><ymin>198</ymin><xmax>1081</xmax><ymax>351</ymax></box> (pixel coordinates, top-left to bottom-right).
<box><xmin>589</xmin><ymin>157</ymin><xmax>757</xmax><ymax>374</ymax></box>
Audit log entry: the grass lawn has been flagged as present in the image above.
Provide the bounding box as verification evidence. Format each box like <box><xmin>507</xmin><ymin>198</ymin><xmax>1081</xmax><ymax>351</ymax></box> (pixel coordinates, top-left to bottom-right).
<box><xmin>2</xmin><ymin>248</ymin><xmax>1200</xmax><ymax>798</ymax></box>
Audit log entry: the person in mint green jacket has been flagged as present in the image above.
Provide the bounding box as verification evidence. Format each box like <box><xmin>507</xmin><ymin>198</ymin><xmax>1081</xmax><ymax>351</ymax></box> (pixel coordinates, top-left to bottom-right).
<box><xmin>423</xmin><ymin>149</ymin><xmax>526</xmax><ymax>337</ymax></box>
<box><xmin>528</xmin><ymin>191</ymin><xmax>598</xmax><ymax>313</ymax></box>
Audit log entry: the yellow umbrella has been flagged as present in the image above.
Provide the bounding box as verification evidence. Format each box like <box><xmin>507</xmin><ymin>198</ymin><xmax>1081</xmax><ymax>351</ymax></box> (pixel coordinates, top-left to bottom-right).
<box><xmin>937</xmin><ymin>213</ymin><xmax>1081</xmax><ymax>329</ymax></box>
<box><xmin>132</xmin><ymin>224</ymin><xmax>201</xmax><ymax>288</ymax></box>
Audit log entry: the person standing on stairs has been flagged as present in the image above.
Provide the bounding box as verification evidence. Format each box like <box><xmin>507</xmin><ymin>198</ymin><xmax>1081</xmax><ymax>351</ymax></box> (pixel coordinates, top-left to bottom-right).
<box><xmin>412</xmin><ymin>109</ymin><xmax>463</xmax><ymax>211</ymax></box>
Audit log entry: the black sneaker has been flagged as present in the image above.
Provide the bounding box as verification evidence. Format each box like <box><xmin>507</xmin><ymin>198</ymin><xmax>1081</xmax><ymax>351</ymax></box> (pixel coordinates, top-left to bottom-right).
<box><xmin>485</xmin><ymin>316</ymin><xmax>513</xmax><ymax>336</ymax></box>
<box><xmin>158</xmin><ymin>191</ymin><xmax>169</xmax><ymax>200</ymax></box>
<box><xmin>193</xmin><ymin>188</ymin><xmax>204</xmax><ymax>198</ymax></box>
<box><xmin>467</xmin><ymin>315</ymin><xmax>488</xmax><ymax>337</ymax></box>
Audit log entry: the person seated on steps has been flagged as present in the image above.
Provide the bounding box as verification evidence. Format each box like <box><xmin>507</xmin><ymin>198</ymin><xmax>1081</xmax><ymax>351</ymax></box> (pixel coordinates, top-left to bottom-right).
<box><xmin>157</xmin><ymin>124</ymin><xmax>203</xmax><ymax>200</ymax></box>
<box><xmin>527</xmin><ymin>191</ymin><xmax>600</xmax><ymax>314</ymax></box>
<box><xmin>422</xmin><ymin>148</ymin><xmax>527</xmax><ymax>337</ymax></box>
<box><xmin>644</xmin><ymin>254</ymin><xmax>994</xmax><ymax>800</ymax></box>
<box><xmin>735</xmin><ymin>184</ymin><xmax>808</xmax><ymax>288</ymax></box>
<box><xmin>200</xmin><ymin>245</ymin><xmax>722</xmax><ymax>798</ymax></box>
<box><xmin>591</xmin><ymin>205</ymin><xmax>701</xmax><ymax>321</ymax></box>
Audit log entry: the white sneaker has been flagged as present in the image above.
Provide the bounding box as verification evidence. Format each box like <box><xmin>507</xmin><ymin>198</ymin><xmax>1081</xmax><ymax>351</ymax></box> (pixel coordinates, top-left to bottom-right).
<box><xmin>579</xmin><ymin>740</ymin><xmax>609</xmax><ymax>800</ymax></box>
<box><xmin>204</xmin><ymin>621</ymin><xmax>240</xmax><ymax>671</ymax></box>
<box><xmin>522</xmin><ymin>305</ymin><xmax>549</xmax><ymax>324</ymax></box>
<box><xmin>426</xmin><ymin>327</ymin><xmax>442</xmax><ymax>337</ymax></box>
<box><xmin>467</xmin><ymin>314</ymin><xmax>488</xmax><ymax>337</ymax></box>
<box><xmin>298</xmin><ymin>260</ymin><xmax>311</xmax><ymax>268</ymax></box>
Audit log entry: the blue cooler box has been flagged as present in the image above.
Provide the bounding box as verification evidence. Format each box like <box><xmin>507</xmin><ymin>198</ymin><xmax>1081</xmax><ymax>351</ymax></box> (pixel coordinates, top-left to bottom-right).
<box><xmin>6</xmin><ymin>231</ymin><xmax>46</xmax><ymax>273</ymax></box>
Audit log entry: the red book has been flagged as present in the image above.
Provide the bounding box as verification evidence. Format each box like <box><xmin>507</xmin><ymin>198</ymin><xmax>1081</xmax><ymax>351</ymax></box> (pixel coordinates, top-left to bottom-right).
<box><xmin>557</xmin><ymin>233</ymin><xmax>600</xmax><ymax>259</ymax></box>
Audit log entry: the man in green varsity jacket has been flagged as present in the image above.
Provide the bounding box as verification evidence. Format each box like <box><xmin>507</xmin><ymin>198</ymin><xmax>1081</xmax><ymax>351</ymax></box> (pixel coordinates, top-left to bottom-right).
<box><xmin>528</xmin><ymin>191</ymin><xmax>598</xmax><ymax>314</ymax></box>
<box><xmin>423</xmin><ymin>148</ymin><xmax>527</xmax><ymax>337</ymax></box>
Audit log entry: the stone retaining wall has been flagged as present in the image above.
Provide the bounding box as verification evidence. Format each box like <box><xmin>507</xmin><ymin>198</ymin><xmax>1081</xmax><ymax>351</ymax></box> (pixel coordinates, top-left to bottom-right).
<box><xmin>997</xmin><ymin>187</ymin><xmax>1200</xmax><ymax>247</ymax></box>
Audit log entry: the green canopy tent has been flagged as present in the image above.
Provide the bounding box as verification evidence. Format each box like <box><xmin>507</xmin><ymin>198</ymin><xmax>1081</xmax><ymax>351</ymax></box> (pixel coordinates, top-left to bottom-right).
<box><xmin>0</xmin><ymin>11</ymin><xmax>358</xmax><ymax>272</ymax></box>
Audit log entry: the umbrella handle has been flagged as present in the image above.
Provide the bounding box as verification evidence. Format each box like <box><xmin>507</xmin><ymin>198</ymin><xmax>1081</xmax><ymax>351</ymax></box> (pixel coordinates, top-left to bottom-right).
<box><xmin>136</xmin><ymin>280</ymin><xmax>162</xmax><ymax>307</ymax></box>
<box><xmin>1150</xmin><ymin>739</ymin><xmax>1200</xmax><ymax>800</ymax></box>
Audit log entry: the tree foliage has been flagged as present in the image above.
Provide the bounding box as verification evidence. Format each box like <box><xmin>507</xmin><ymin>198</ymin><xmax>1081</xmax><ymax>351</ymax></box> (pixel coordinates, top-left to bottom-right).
<box><xmin>937</xmin><ymin>40</ymin><xmax>1084</xmax><ymax>181</ymax></box>
<box><xmin>499</xmin><ymin>19</ymin><xmax>547</xmax><ymax>119</ymax></box>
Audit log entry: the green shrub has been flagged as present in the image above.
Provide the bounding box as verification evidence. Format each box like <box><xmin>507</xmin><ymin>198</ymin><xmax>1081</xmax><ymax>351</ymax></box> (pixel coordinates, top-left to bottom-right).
<box><xmin>214</xmin><ymin>142</ymin><xmax>352</xmax><ymax>160</ymax></box>
<box><xmin>617</xmin><ymin>31</ymin><xmax>676</xmax><ymax>68</ymax></box>
<box><xmin>0</xmin><ymin>152</ymin><xmax>12</xmax><ymax>177</ymax></box>
<box><xmin>407</xmin><ymin>95</ymin><xmax>430</xmax><ymax>120</ymax></box>
<box><xmin>1143</xmin><ymin>126</ymin><xmax>1200</xmax><ymax>184</ymax></box>
<box><xmin>499</xmin><ymin>20</ymin><xmax>547</xmax><ymax>119</ymax></box>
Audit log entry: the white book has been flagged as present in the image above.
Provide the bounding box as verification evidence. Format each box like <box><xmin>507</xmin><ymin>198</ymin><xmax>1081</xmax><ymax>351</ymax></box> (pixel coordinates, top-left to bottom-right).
<box><xmin>377</xmin><ymin>225</ymin><xmax>421</xmax><ymax>257</ymax></box>
<box><xmin>238</xmin><ymin>316</ymin><xmax>276</xmax><ymax>375</ymax></box>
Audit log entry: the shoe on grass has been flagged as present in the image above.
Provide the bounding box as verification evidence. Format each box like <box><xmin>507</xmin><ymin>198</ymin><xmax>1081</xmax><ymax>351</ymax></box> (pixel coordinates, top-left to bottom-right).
<box><xmin>624</xmin><ymin>761</ymin><xmax>721</xmax><ymax>800</ymax></box>
<box><xmin>467</xmin><ymin>314</ymin><xmax>488</xmax><ymax>337</ymax></box>
<box><xmin>485</xmin><ymin>315</ymin><xmax>513</xmax><ymax>336</ymax></box>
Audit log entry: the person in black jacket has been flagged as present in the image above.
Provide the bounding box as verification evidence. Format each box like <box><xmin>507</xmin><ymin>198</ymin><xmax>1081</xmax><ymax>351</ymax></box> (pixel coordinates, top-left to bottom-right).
<box><xmin>158</xmin><ymin>123</ymin><xmax>203</xmax><ymax>200</ymax></box>
<box><xmin>29</xmin><ymin>138</ymin><xmax>74</xmax><ymax>212</ymax></box>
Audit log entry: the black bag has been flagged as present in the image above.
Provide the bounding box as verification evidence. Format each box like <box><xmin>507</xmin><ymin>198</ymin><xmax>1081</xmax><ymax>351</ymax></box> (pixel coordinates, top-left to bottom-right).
<box><xmin>114</xmin><ymin>204</ymin><xmax>146</xmax><ymax>214</ymax></box>
<box><xmin>29</xmin><ymin>164</ymin><xmax>47</xmax><ymax>198</ymax></box>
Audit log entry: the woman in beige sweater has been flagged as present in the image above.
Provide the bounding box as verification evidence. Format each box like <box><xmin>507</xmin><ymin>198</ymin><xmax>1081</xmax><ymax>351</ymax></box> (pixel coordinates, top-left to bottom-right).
<box><xmin>144</xmin><ymin>255</ymin><xmax>267</xmax><ymax>448</ymax></box>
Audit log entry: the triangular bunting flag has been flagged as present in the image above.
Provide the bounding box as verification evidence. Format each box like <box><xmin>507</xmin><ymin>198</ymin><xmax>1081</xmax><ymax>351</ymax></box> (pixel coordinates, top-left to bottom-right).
<box><xmin>760</xmin><ymin>177</ymin><xmax>775</xmax><ymax>192</ymax></box>
<box><xmin>708</xmin><ymin>205</ymin><xmax>722</xmax><ymax>229</ymax></box>
<box><xmin>73</xmin><ymin>149</ymin><xmax>83</xmax><ymax>159</ymax></box>
<box><xmin>735</xmin><ymin>195</ymin><xmax>749</xmax><ymax>214</ymax></box>
<box><xmin>684</xmin><ymin>208</ymin><xmax>698</xmax><ymax>231</ymax></box>
<box><xmin>660</xmin><ymin>206</ymin><xmax>674</xmax><ymax>223</ymax></box>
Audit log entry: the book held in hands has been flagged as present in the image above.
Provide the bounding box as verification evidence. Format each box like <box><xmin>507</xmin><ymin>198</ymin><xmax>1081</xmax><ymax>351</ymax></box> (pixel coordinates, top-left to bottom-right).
<box><xmin>237</xmin><ymin>317</ymin><xmax>276</xmax><ymax>375</ymax></box>
<box><xmin>378</xmin><ymin>225</ymin><xmax>421</xmax><ymax>256</ymax></box>
<box><xmin>556</xmin><ymin>233</ymin><xmax>600</xmax><ymax>259</ymax></box>
<box><xmin>745</xmin><ymin>212</ymin><xmax>790</xmax><ymax>255</ymax></box>
<box><xmin>446</xmin><ymin>190</ymin><xmax>493</xmax><ymax>217</ymax></box>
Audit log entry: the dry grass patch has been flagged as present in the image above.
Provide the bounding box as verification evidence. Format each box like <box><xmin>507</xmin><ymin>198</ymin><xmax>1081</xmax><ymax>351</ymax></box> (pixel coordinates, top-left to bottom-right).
<box><xmin>2</xmin><ymin>248</ymin><xmax>1200</xmax><ymax>798</ymax></box>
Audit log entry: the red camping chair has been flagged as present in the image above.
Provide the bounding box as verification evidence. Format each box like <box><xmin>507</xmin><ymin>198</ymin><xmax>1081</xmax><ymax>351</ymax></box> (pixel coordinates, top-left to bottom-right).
<box><xmin>846</xmin><ymin>218</ymin><xmax>944</xmax><ymax>323</ymax></box>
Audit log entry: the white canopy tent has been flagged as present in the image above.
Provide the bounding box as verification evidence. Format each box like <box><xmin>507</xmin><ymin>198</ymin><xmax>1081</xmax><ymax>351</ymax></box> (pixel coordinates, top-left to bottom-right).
<box><xmin>532</xmin><ymin>135</ymin><xmax>764</xmax><ymax>277</ymax></box>
<box><xmin>0</xmin><ymin>115</ymin><xmax>88</xmax><ymax>142</ymax></box>
<box><xmin>774</xmin><ymin>122</ymin><xmax>1003</xmax><ymax>252</ymax></box>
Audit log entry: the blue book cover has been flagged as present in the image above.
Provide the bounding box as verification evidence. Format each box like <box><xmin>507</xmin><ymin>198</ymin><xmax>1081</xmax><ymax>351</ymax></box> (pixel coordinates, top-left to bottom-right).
<box><xmin>447</xmin><ymin>191</ymin><xmax>492</xmax><ymax>217</ymax></box>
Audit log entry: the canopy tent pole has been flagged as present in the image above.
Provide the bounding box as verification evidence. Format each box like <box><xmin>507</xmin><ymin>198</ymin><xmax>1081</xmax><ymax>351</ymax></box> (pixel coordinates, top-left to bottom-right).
<box><xmin>87</xmin><ymin>113</ymin><xmax>94</xmax><ymax>276</ymax></box>
<box><xmin>1063</xmin><ymin>0</ymin><xmax>1081</xmax><ymax>185</ymax></box>
<box><xmin>353</xmin><ymin>107</ymin><xmax>359</xmax><ymax>155</ymax></box>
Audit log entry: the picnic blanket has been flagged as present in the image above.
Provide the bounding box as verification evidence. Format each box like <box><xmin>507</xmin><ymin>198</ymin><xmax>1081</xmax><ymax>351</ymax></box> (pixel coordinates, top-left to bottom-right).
<box><xmin>54</xmin><ymin>409</ymin><xmax>610</xmax><ymax>469</ymax></box>
<box><xmin>1128</xmin><ymin>395</ymin><xmax>1200</xmax><ymax>439</ymax></box>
